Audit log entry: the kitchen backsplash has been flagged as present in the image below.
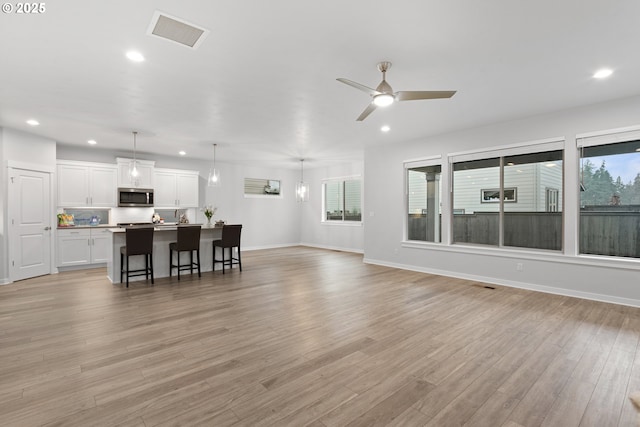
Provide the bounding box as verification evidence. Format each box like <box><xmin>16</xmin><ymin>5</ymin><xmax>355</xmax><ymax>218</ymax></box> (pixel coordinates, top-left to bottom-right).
<box><xmin>59</xmin><ymin>209</ymin><xmax>110</xmax><ymax>226</ymax></box>
<box><xmin>58</xmin><ymin>207</ymin><xmax>198</xmax><ymax>225</ymax></box>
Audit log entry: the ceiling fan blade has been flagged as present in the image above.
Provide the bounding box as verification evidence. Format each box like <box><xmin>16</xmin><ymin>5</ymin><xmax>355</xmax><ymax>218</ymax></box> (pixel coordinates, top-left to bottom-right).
<box><xmin>337</xmin><ymin>78</ymin><xmax>381</xmax><ymax>96</ymax></box>
<box><xmin>356</xmin><ymin>103</ymin><xmax>377</xmax><ymax>121</ymax></box>
<box><xmin>395</xmin><ymin>90</ymin><xmax>457</xmax><ymax>101</ymax></box>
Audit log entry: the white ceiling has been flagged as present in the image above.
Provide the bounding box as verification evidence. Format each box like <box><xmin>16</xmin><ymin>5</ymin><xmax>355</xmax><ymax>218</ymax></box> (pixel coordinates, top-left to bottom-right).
<box><xmin>1</xmin><ymin>1</ymin><xmax>639</xmax><ymax>169</ymax></box>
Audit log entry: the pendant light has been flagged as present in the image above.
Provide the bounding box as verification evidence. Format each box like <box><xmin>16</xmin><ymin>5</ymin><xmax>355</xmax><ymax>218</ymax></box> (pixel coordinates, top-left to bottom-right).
<box><xmin>208</xmin><ymin>143</ymin><xmax>220</xmax><ymax>187</ymax></box>
<box><xmin>129</xmin><ymin>131</ymin><xmax>140</xmax><ymax>186</ymax></box>
<box><xmin>295</xmin><ymin>159</ymin><xmax>309</xmax><ymax>202</ymax></box>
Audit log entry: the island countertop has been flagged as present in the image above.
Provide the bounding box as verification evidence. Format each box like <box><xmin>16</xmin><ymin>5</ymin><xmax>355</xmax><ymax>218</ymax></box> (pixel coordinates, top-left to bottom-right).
<box><xmin>107</xmin><ymin>224</ymin><xmax>223</xmax><ymax>232</ymax></box>
<box><xmin>106</xmin><ymin>225</ymin><xmax>225</xmax><ymax>284</ymax></box>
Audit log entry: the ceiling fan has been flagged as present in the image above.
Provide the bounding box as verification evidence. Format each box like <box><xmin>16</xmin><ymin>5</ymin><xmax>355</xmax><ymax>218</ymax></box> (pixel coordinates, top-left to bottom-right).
<box><xmin>337</xmin><ymin>61</ymin><xmax>457</xmax><ymax>121</ymax></box>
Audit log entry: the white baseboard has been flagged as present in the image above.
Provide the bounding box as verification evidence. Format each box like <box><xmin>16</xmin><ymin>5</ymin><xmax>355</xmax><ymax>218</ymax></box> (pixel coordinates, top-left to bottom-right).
<box><xmin>242</xmin><ymin>243</ymin><xmax>299</xmax><ymax>251</ymax></box>
<box><xmin>0</xmin><ymin>278</ymin><xmax>12</xmax><ymax>285</ymax></box>
<box><xmin>57</xmin><ymin>263</ymin><xmax>106</xmax><ymax>272</ymax></box>
<box><xmin>300</xmin><ymin>243</ymin><xmax>364</xmax><ymax>254</ymax></box>
<box><xmin>363</xmin><ymin>257</ymin><xmax>640</xmax><ymax>308</ymax></box>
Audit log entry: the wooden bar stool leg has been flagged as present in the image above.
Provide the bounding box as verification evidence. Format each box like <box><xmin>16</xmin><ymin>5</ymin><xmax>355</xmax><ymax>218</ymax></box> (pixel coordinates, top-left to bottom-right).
<box><xmin>150</xmin><ymin>254</ymin><xmax>154</xmax><ymax>285</ymax></box>
<box><xmin>197</xmin><ymin>249</ymin><xmax>201</xmax><ymax>277</ymax></box>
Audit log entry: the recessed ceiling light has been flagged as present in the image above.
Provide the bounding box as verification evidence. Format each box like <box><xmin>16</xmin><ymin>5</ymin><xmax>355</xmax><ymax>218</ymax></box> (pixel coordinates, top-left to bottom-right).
<box><xmin>381</xmin><ymin>125</ymin><xmax>390</xmax><ymax>132</ymax></box>
<box><xmin>179</xmin><ymin>150</ymin><xmax>186</xmax><ymax>156</ymax></box>
<box><xmin>87</xmin><ymin>139</ymin><xmax>97</xmax><ymax>145</ymax></box>
<box><xmin>593</xmin><ymin>68</ymin><xmax>613</xmax><ymax>79</ymax></box>
<box><xmin>26</xmin><ymin>119</ymin><xmax>39</xmax><ymax>126</ymax></box>
<box><xmin>126</xmin><ymin>51</ymin><xmax>145</xmax><ymax>62</ymax></box>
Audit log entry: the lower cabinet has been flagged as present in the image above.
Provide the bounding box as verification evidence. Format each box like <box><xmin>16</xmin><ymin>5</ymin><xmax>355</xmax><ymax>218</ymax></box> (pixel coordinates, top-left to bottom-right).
<box><xmin>57</xmin><ymin>228</ymin><xmax>111</xmax><ymax>267</ymax></box>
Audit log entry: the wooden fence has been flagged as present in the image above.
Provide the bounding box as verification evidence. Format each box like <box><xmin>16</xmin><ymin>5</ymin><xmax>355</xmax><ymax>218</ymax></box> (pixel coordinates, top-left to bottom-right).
<box><xmin>408</xmin><ymin>209</ymin><xmax>639</xmax><ymax>257</ymax></box>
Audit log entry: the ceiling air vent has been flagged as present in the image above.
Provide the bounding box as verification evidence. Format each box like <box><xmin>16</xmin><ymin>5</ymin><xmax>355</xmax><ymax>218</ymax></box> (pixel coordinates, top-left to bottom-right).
<box><xmin>147</xmin><ymin>11</ymin><xmax>209</xmax><ymax>49</ymax></box>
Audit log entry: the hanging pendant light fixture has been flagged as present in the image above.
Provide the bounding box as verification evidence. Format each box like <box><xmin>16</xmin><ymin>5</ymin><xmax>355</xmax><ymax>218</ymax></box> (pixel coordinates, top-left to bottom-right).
<box><xmin>207</xmin><ymin>143</ymin><xmax>220</xmax><ymax>187</ymax></box>
<box><xmin>295</xmin><ymin>159</ymin><xmax>309</xmax><ymax>202</ymax></box>
<box><xmin>129</xmin><ymin>131</ymin><xmax>140</xmax><ymax>186</ymax></box>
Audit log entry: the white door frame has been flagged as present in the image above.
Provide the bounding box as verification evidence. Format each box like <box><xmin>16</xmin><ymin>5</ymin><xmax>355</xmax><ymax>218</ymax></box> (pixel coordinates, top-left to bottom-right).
<box><xmin>6</xmin><ymin>160</ymin><xmax>56</xmax><ymax>283</ymax></box>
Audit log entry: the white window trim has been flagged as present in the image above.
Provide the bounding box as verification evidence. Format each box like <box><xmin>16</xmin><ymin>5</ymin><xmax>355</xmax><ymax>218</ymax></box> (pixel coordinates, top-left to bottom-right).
<box><xmin>576</xmin><ymin>124</ymin><xmax>640</xmax><ymax>147</ymax></box>
<box><xmin>321</xmin><ymin>175</ymin><xmax>363</xmax><ymax>224</ymax></box>
<box><xmin>449</xmin><ymin>137</ymin><xmax>565</xmax><ymax>163</ymax></box>
<box><xmin>448</xmin><ymin>139</ymin><xmax>565</xmax><ymax>251</ymax></box>
<box><xmin>404</xmin><ymin>157</ymin><xmax>444</xmax><ymax>243</ymax></box>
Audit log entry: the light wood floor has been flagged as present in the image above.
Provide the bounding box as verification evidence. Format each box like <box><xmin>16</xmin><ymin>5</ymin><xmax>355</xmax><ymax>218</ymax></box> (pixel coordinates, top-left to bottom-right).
<box><xmin>1</xmin><ymin>247</ymin><xmax>640</xmax><ymax>426</ymax></box>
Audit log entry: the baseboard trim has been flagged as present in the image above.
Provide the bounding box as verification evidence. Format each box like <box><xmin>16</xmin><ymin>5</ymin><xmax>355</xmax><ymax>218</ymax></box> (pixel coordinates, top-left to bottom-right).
<box><xmin>0</xmin><ymin>278</ymin><xmax>12</xmax><ymax>285</ymax></box>
<box><xmin>57</xmin><ymin>263</ymin><xmax>106</xmax><ymax>272</ymax></box>
<box><xmin>300</xmin><ymin>243</ymin><xmax>364</xmax><ymax>254</ymax></box>
<box><xmin>242</xmin><ymin>243</ymin><xmax>299</xmax><ymax>251</ymax></box>
<box><xmin>363</xmin><ymin>257</ymin><xmax>640</xmax><ymax>308</ymax></box>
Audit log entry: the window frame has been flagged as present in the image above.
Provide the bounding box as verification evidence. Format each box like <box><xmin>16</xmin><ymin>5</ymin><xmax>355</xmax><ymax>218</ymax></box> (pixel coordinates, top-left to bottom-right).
<box><xmin>449</xmin><ymin>138</ymin><xmax>565</xmax><ymax>251</ymax></box>
<box><xmin>321</xmin><ymin>175</ymin><xmax>363</xmax><ymax>225</ymax></box>
<box><xmin>404</xmin><ymin>156</ymin><xmax>443</xmax><ymax>243</ymax></box>
<box><xmin>576</xmin><ymin>128</ymin><xmax>640</xmax><ymax>260</ymax></box>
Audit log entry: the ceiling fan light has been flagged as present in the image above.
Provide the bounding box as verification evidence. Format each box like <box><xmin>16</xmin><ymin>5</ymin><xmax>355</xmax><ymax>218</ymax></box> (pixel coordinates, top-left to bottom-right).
<box><xmin>373</xmin><ymin>93</ymin><xmax>394</xmax><ymax>107</ymax></box>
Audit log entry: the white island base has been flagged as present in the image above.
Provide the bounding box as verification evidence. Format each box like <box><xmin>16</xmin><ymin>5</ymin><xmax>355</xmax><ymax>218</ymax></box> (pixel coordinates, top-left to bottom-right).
<box><xmin>106</xmin><ymin>226</ymin><xmax>225</xmax><ymax>284</ymax></box>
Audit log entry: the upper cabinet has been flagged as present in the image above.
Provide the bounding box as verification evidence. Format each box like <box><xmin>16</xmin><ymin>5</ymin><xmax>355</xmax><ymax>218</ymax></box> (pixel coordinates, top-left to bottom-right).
<box><xmin>153</xmin><ymin>168</ymin><xmax>199</xmax><ymax>208</ymax></box>
<box><xmin>57</xmin><ymin>161</ymin><xmax>117</xmax><ymax>207</ymax></box>
<box><xmin>117</xmin><ymin>158</ymin><xmax>155</xmax><ymax>189</ymax></box>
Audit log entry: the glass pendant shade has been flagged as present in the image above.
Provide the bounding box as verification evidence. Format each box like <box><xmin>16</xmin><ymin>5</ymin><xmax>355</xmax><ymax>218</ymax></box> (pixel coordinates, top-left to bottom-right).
<box><xmin>296</xmin><ymin>181</ymin><xmax>309</xmax><ymax>202</ymax></box>
<box><xmin>129</xmin><ymin>131</ymin><xmax>140</xmax><ymax>186</ymax></box>
<box><xmin>208</xmin><ymin>168</ymin><xmax>220</xmax><ymax>187</ymax></box>
<box><xmin>295</xmin><ymin>159</ymin><xmax>309</xmax><ymax>202</ymax></box>
<box><xmin>208</xmin><ymin>143</ymin><xmax>220</xmax><ymax>187</ymax></box>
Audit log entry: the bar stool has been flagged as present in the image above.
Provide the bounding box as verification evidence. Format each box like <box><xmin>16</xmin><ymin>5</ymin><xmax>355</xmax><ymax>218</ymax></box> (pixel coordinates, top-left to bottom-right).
<box><xmin>120</xmin><ymin>226</ymin><xmax>154</xmax><ymax>288</ymax></box>
<box><xmin>169</xmin><ymin>225</ymin><xmax>202</xmax><ymax>280</ymax></box>
<box><xmin>212</xmin><ymin>224</ymin><xmax>242</xmax><ymax>274</ymax></box>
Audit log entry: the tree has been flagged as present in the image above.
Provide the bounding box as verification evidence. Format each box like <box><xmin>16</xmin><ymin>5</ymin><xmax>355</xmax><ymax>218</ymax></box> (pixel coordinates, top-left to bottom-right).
<box><xmin>581</xmin><ymin>160</ymin><xmax>616</xmax><ymax>205</ymax></box>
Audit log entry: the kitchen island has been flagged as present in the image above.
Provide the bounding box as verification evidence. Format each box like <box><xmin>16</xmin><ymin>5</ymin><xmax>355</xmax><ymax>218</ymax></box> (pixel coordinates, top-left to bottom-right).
<box><xmin>106</xmin><ymin>225</ymin><xmax>223</xmax><ymax>284</ymax></box>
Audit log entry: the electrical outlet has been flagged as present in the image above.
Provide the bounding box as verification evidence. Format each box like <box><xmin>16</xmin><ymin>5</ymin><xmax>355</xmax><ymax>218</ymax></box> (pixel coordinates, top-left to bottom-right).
<box><xmin>516</xmin><ymin>263</ymin><xmax>523</xmax><ymax>271</ymax></box>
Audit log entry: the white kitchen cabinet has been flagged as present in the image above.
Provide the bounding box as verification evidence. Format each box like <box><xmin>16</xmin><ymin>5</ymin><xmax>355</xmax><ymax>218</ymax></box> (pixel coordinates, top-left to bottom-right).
<box><xmin>153</xmin><ymin>169</ymin><xmax>199</xmax><ymax>208</ymax></box>
<box><xmin>117</xmin><ymin>158</ymin><xmax>155</xmax><ymax>188</ymax></box>
<box><xmin>57</xmin><ymin>229</ymin><xmax>91</xmax><ymax>266</ymax></box>
<box><xmin>57</xmin><ymin>228</ymin><xmax>111</xmax><ymax>267</ymax></box>
<box><xmin>57</xmin><ymin>161</ymin><xmax>117</xmax><ymax>207</ymax></box>
<box><xmin>90</xmin><ymin>228</ymin><xmax>111</xmax><ymax>263</ymax></box>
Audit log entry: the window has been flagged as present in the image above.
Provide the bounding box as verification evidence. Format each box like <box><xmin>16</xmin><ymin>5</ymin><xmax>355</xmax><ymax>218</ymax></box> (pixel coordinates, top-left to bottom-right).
<box><xmin>451</xmin><ymin>148</ymin><xmax>563</xmax><ymax>250</ymax></box>
<box><xmin>244</xmin><ymin>178</ymin><xmax>282</xmax><ymax>197</ymax></box>
<box><xmin>452</xmin><ymin>157</ymin><xmax>500</xmax><ymax>246</ymax></box>
<box><xmin>323</xmin><ymin>178</ymin><xmax>362</xmax><ymax>222</ymax></box>
<box><xmin>578</xmin><ymin>138</ymin><xmax>640</xmax><ymax>258</ymax></box>
<box><xmin>406</xmin><ymin>164</ymin><xmax>442</xmax><ymax>242</ymax></box>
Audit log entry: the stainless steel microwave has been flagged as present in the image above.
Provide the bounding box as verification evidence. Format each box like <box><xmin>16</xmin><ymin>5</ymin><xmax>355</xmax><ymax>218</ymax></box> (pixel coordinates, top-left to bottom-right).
<box><xmin>118</xmin><ymin>188</ymin><xmax>154</xmax><ymax>207</ymax></box>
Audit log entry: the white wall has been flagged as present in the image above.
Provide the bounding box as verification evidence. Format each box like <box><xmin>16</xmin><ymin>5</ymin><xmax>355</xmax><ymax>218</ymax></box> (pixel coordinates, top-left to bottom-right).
<box><xmin>299</xmin><ymin>161</ymin><xmax>364</xmax><ymax>253</ymax></box>
<box><xmin>1</xmin><ymin>128</ymin><xmax>57</xmax><ymax>283</ymax></box>
<box><xmin>364</xmin><ymin>94</ymin><xmax>640</xmax><ymax>306</ymax></box>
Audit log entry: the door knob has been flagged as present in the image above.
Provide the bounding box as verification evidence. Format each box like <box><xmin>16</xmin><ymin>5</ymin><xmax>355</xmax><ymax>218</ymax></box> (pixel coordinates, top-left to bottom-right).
<box><xmin>44</xmin><ymin>226</ymin><xmax>51</xmax><ymax>230</ymax></box>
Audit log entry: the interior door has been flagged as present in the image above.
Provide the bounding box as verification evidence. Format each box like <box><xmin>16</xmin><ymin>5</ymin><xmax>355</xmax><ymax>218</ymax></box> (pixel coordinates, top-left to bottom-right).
<box><xmin>9</xmin><ymin>168</ymin><xmax>52</xmax><ymax>281</ymax></box>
